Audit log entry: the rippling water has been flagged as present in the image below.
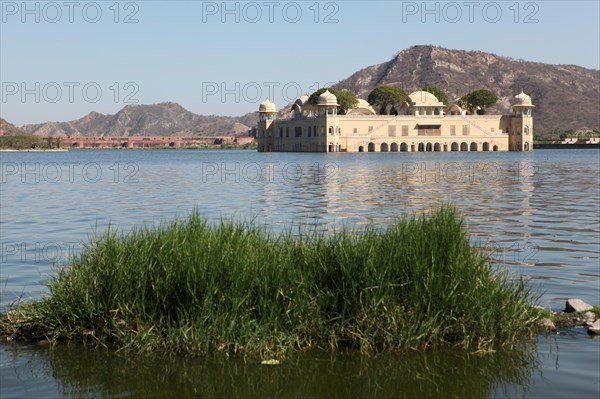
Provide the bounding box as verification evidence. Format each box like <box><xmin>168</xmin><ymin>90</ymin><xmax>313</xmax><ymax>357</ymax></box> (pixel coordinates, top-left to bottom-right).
<box><xmin>0</xmin><ymin>148</ymin><xmax>599</xmax><ymax>398</ymax></box>
<box><xmin>1</xmin><ymin>149</ymin><xmax>598</xmax><ymax>307</ymax></box>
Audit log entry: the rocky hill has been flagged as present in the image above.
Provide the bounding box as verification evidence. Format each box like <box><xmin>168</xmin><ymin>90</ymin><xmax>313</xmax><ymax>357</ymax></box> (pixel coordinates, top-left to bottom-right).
<box><xmin>21</xmin><ymin>102</ymin><xmax>251</xmax><ymax>137</ymax></box>
<box><xmin>0</xmin><ymin>119</ymin><xmax>28</xmax><ymax>136</ymax></box>
<box><xmin>333</xmin><ymin>46</ymin><xmax>599</xmax><ymax>134</ymax></box>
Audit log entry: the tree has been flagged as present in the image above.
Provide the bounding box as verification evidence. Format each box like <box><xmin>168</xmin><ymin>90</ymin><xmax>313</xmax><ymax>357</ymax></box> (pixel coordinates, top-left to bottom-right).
<box><xmin>334</xmin><ymin>90</ymin><xmax>358</xmax><ymax>115</ymax></box>
<box><xmin>459</xmin><ymin>89</ymin><xmax>498</xmax><ymax>115</ymax></box>
<box><xmin>422</xmin><ymin>86</ymin><xmax>449</xmax><ymax>106</ymax></box>
<box><xmin>367</xmin><ymin>85</ymin><xmax>406</xmax><ymax>115</ymax></box>
<box><xmin>307</xmin><ymin>88</ymin><xmax>358</xmax><ymax>115</ymax></box>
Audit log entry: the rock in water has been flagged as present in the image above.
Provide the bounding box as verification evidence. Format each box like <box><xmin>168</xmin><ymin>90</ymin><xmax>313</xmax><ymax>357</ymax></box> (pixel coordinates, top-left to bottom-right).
<box><xmin>565</xmin><ymin>298</ymin><xmax>593</xmax><ymax>313</ymax></box>
<box><xmin>588</xmin><ymin>320</ymin><xmax>600</xmax><ymax>335</ymax></box>
<box><xmin>583</xmin><ymin>312</ymin><xmax>596</xmax><ymax>325</ymax></box>
<box><xmin>536</xmin><ymin>318</ymin><xmax>556</xmax><ymax>331</ymax></box>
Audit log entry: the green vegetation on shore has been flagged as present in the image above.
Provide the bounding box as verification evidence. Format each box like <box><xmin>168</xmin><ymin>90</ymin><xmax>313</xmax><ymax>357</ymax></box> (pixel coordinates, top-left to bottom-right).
<box><xmin>0</xmin><ymin>135</ymin><xmax>63</xmax><ymax>150</ymax></box>
<box><xmin>127</xmin><ymin>143</ymin><xmax>257</xmax><ymax>150</ymax></box>
<box><xmin>534</xmin><ymin>129</ymin><xmax>600</xmax><ymax>143</ymax></box>
<box><xmin>1</xmin><ymin>207</ymin><xmax>541</xmax><ymax>357</ymax></box>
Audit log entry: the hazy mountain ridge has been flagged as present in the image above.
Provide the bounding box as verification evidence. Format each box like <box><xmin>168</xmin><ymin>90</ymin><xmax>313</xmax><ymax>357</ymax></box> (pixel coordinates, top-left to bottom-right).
<box><xmin>21</xmin><ymin>102</ymin><xmax>251</xmax><ymax>137</ymax></box>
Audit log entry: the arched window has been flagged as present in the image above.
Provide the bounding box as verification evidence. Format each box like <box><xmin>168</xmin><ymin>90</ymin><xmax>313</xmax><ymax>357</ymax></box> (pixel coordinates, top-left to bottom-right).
<box><xmin>400</xmin><ymin>143</ymin><xmax>408</xmax><ymax>152</ymax></box>
<box><xmin>470</xmin><ymin>142</ymin><xmax>478</xmax><ymax>151</ymax></box>
<box><xmin>390</xmin><ymin>143</ymin><xmax>398</xmax><ymax>152</ymax></box>
<box><xmin>381</xmin><ymin>143</ymin><xmax>389</xmax><ymax>152</ymax></box>
<box><xmin>368</xmin><ymin>143</ymin><xmax>375</xmax><ymax>152</ymax></box>
<box><xmin>460</xmin><ymin>142</ymin><xmax>468</xmax><ymax>151</ymax></box>
<box><xmin>451</xmin><ymin>142</ymin><xmax>459</xmax><ymax>151</ymax></box>
<box><xmin>482</xmin><ymin>142</ymin><xmax>489</xmax><ymax>151</ymax></box>
<box><xmin>434</xmin><ymin>143</ymin><xmax>441</xmax><ymax>152</ymax></box>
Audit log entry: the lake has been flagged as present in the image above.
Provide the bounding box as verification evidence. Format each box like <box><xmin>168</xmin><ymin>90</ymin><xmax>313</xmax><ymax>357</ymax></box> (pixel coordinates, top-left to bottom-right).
<box><xmin>1</xmin><ymin>149</ymin><xmax>599</xmax><ymax>398</ymax></box>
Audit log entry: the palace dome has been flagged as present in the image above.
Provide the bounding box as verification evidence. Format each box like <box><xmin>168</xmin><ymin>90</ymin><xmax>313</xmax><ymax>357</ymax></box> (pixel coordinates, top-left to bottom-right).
<box><xmin>317</xmin><ymin>90</ymin><xmax>339</xmax><ymax>106</ymax></box>
<box><xmin>295</xmin><ymin>94</ymin><xmax>309</xmax><ymax>106</ymax></box>
<box><xmin>347</xmin><ymin>98</ymin><xmax>376</xmax><ymax>115</ymax></box>
<box><xmin>259</xmin><ymin>98</ymin><xmax>277</xmax><ymax>113</ymax></box>
<box><xmin>406</xmin><ymin>91</ymin><xmax>444</xmax><ymax>107</ymax></box>
<box><xmin>292</xmin><ymin>94</ymin><xmax>317</xmax><ymax>114</ymax></box>
<box><xmin>513</xmin><ymin>90</ymin><xmax>534</xmax><ymax>107</ymax></box>
<box><xmin>356</xmin><ymin>98</ymin><xmax>371</xmax><ymax>107</ymax></box>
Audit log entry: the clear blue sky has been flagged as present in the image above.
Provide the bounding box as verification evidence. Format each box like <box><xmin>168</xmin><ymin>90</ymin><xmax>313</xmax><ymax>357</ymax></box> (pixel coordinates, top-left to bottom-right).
<box><xmin>1</xmin><ymin>0</ymin><xmax>599</xmax><ymax>125</ymax></box>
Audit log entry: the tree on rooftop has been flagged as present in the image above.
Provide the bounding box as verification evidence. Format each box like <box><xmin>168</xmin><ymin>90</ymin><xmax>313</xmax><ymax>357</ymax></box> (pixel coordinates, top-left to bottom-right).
<box><xmin>307</xmin><ymin>88</ymin><xmax>358</xmax><ymax>115</ymax></box>
<box><xmin>335</xmin><ymin>90</ymin><xmax>358</xmax><ymax>115</ymax></box>
<box><xmin>422</xmin><ymin>86</ymin><xmax>449</xmax><ymax>106</ymax></box>
<box><xmin>367</xmin><ymin>85</ymin><xmax>406</xmax><ymax>115</ymax></box>
<box><xmin>459</xmin><ymin>89</ymin><xmax>498</xmax><ymax>115</ymax></box>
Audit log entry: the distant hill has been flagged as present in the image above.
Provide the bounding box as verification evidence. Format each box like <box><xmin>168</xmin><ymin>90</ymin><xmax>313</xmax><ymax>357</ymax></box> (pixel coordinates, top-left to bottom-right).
<box><xmin>21</xmin><ymin>102</ymin><xmax>251</xmax><ymax>137</ymax></box>
<box><xmin>0</xmin><ymin>118</ymin><xmax>29</xmax><ymax>136</ymax></box>
<box><xmin>332</xmin><ymin>45</ymin><xmax>599</xmax><ymax>134</ymax></box>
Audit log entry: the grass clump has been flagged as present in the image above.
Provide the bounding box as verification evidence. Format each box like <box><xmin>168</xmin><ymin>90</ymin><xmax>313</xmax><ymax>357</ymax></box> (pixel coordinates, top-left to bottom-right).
<box><xmin>1</xmin><ymin>207</ymin><xmax>541</xmax><ymax>357</ymax></box>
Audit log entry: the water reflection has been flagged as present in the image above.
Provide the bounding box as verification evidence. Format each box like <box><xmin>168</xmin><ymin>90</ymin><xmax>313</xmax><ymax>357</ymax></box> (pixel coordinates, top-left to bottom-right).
<box><xmin>1</xmin><ymin>343</ymin><xmax>539</xmax><ymax>399</ymax></box>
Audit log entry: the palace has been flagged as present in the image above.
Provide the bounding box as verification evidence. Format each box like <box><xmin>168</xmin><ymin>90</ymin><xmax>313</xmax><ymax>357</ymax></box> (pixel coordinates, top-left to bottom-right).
<box><xmin>257</xmin><ymin>90</ymin><xmax>534</xmax><ymax>153</ymax></box>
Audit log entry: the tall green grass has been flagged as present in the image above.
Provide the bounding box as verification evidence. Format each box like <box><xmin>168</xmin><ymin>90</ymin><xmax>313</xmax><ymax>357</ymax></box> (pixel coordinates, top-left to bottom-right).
<box><xmin>1</xmin><ymin>207</ymin><xmax>540</xmax><ymax>357</ymax></box>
